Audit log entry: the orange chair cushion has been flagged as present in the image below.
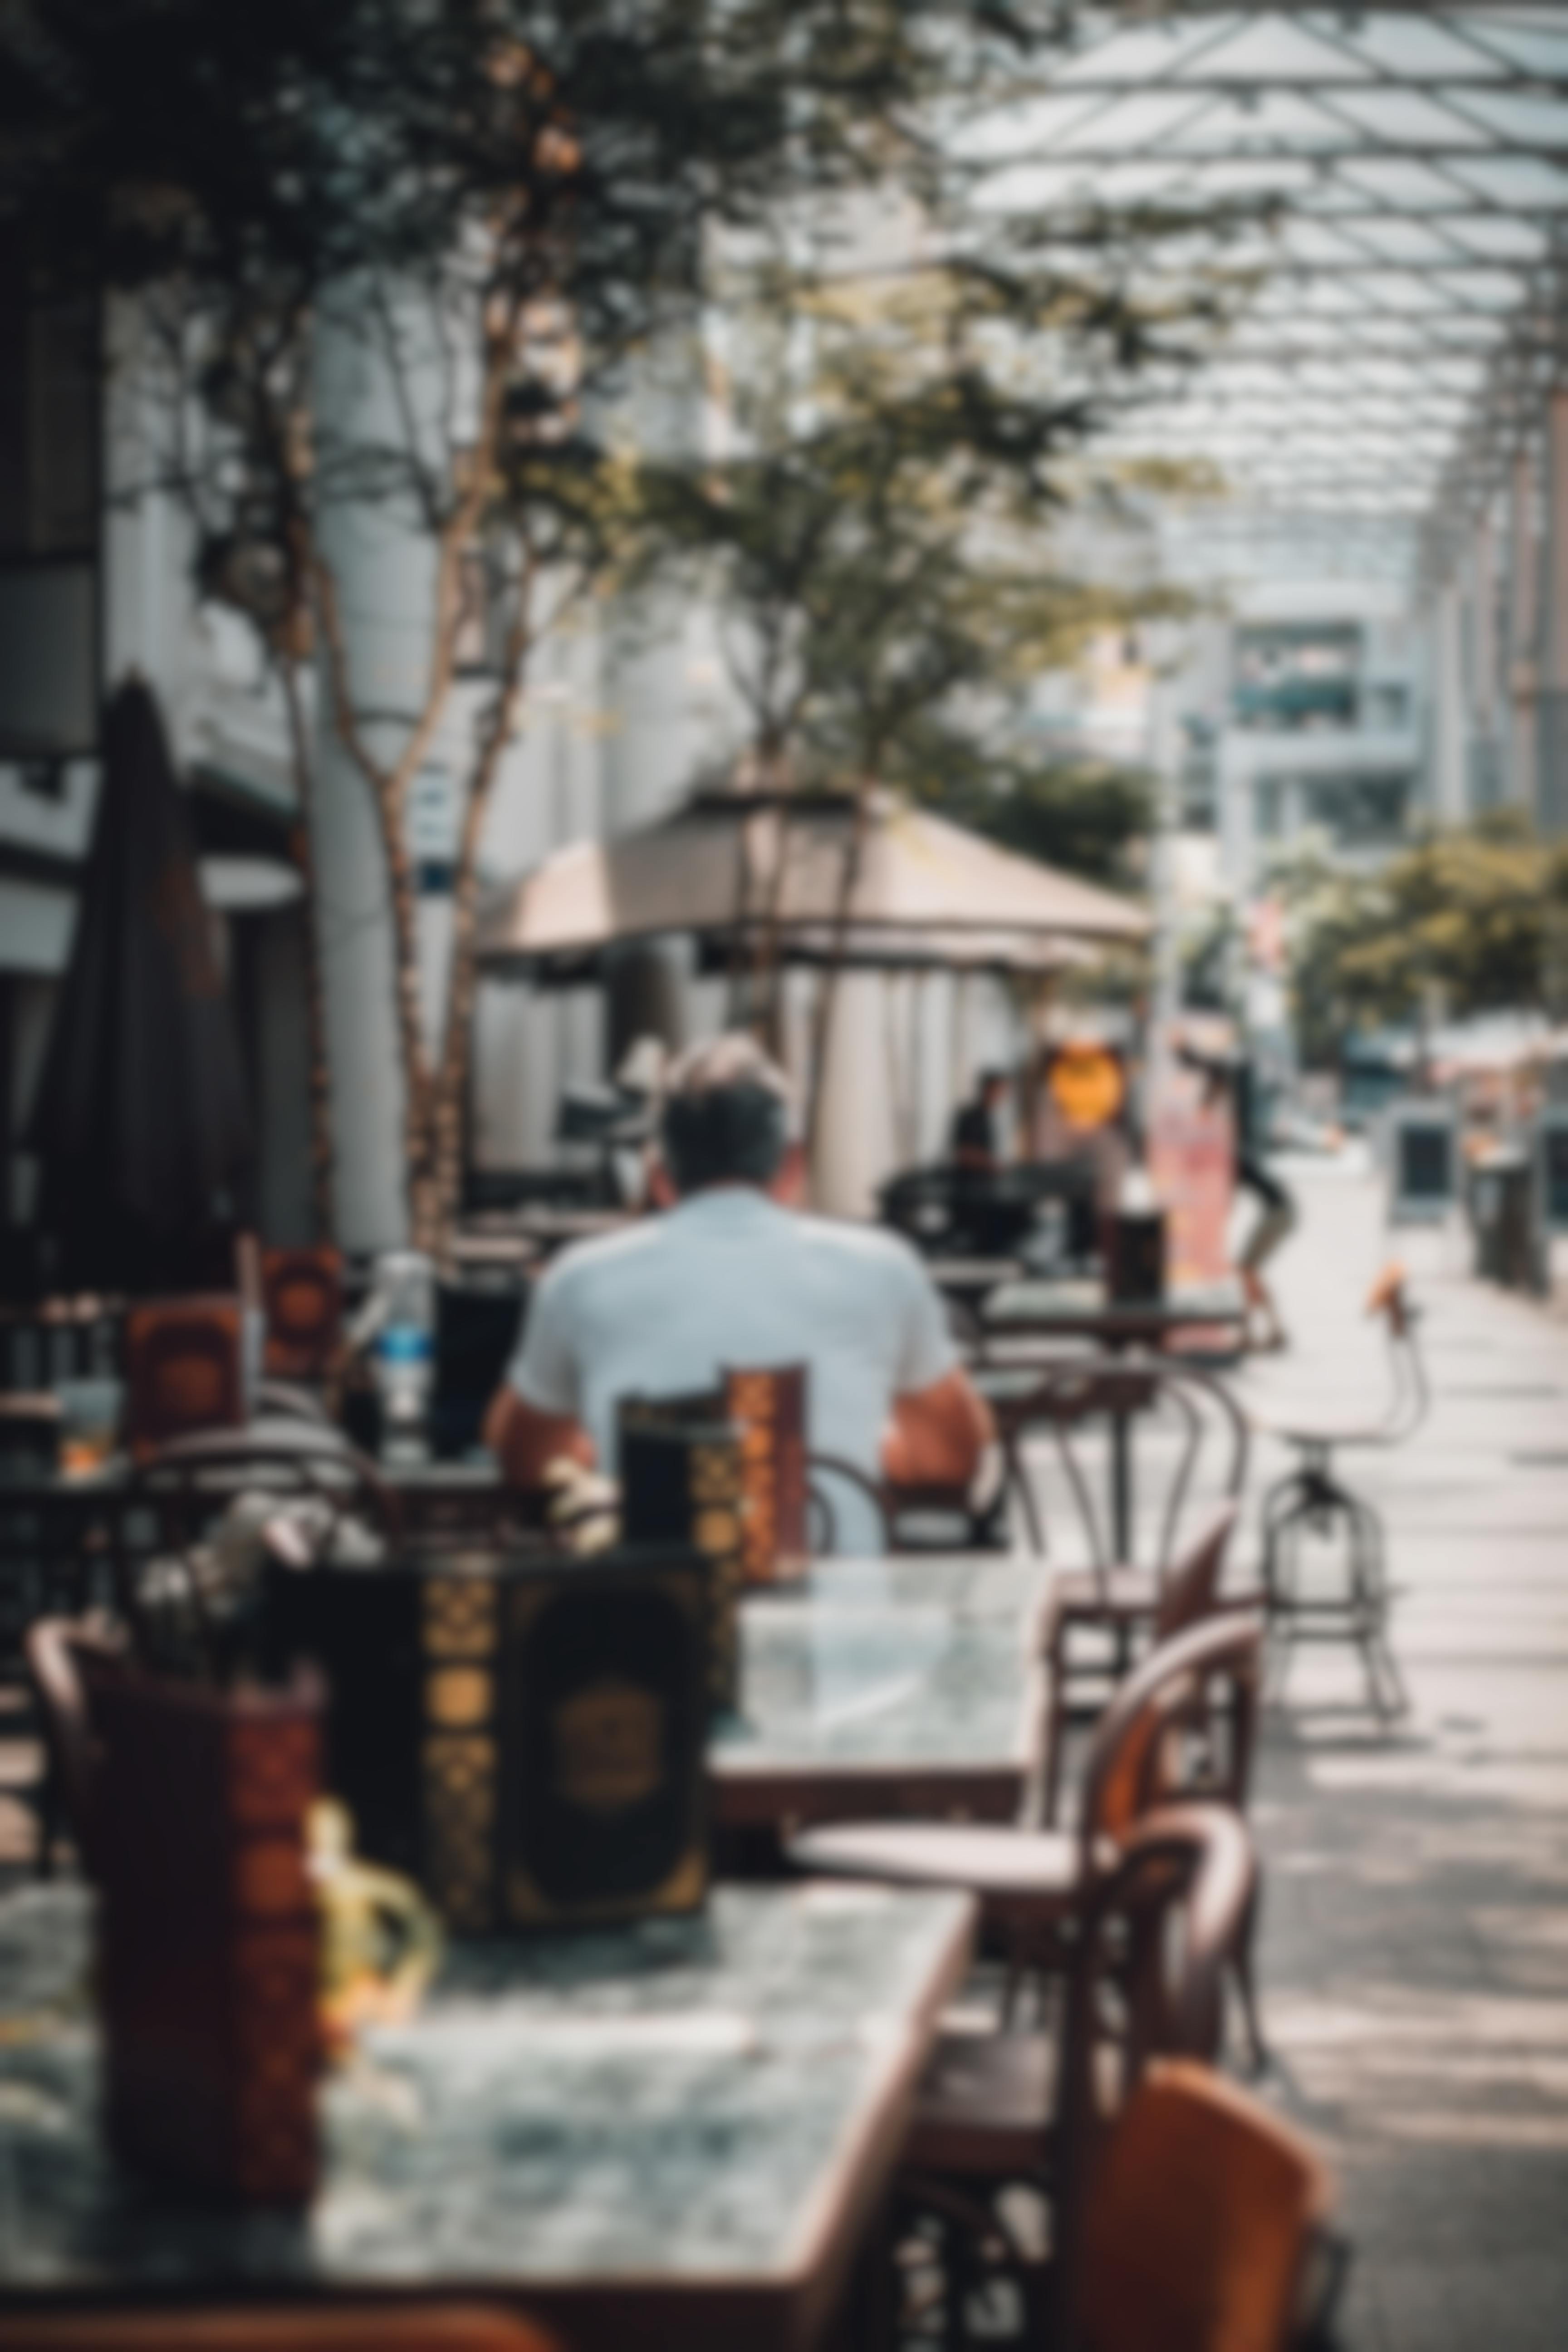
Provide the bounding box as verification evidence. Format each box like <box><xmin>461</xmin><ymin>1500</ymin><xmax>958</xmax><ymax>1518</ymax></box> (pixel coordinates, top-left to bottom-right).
<box><xmin>1075</xmin><ymin>2060</ymin><xmax>1332</xmax><ymax>2352</ymax></box>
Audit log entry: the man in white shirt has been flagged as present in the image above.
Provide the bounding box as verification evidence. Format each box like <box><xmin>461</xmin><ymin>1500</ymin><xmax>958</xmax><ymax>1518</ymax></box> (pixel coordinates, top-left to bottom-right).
<box><xmin>485</xmin><ymin>1034</ymin><xmax>993</xmax><ymax>1552</ymax></box>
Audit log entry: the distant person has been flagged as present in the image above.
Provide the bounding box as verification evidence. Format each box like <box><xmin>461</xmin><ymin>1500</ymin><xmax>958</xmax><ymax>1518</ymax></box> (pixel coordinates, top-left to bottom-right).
<box><xmin>1180</xmin><ymin>1033</ymin><xmax>1297</xmax><ymax>1352</ymax></box>
<box><xmin>950</xmin><ymin>1069</ymin><xmax>1010</xmax><ymax>1173</ymax></box>
<box><xmin>485</xmin><ymin>1034</ymin><xmax>994</xmax><ymax>1552</ymax></box>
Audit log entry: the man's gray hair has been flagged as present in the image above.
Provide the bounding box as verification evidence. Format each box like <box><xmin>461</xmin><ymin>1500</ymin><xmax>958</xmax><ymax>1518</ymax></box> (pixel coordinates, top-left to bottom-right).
<box><xmin>660</xmin><ymin>1033</ymin><xmax>795</xmax><ymax>1195</ymax></box>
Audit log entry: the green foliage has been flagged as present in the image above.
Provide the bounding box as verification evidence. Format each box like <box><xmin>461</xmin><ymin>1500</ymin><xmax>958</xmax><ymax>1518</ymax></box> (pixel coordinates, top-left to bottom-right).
<box><xmin>889</xmin><ymin>720</ymin><xmax>1151</xmax><ymax>885</ymax></box>
<box><xmin>1269</xmin><ymin>820</ymin><xmax>1568</xmax><ymax>1067</ymax></box>
<box><xmin>622</xmin><ymin>243</ymin><xmax>1206</xmax><ymax>870</ymax></box>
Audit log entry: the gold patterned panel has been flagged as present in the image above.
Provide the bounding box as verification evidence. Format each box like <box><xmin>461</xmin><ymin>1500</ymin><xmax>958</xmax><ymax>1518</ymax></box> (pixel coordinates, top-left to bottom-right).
<box><xmin>422</xmin><ymin>1731</ymin><xmax>497</xmax><ymax>1931</ymax></box>
<box><xmin>425</xmin><ymin>1666</ymin><xmax>493</xmax><ymax>1730</ymax></box>
<box><xmin>552</xmin><ymin>1679</ymin><xmax>664</xmax><ymax>1813</ymax></box>
<box><xmin>689</xmin><ymin>1442</ymin><xmax>742</xmax><ymax>1505</ymax></box>
<box><xmin>421</xmin><ymin>1575</ymin><xmax>499</xmax><ymax>1660</ymax></box>
<box><xmin>505</xmin><ymin>1834</ymin><xmax>707</xmax><ymax>1928</ymax></box>
<box><xmin>693</xmin><ymin>1505</ymin><xmax>741</xmax><ymax>1555</ymax></box>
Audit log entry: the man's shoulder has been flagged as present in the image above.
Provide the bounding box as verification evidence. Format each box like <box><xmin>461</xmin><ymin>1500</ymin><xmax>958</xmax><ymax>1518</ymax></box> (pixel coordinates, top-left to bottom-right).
<box><xmin>787</xmin><ymin>1213</ymin><xmax>933</xmax><ymax>1287</ymax></box>
<box><xmin>537</xmin><ymin>1216</ymin><xmax>670</xmax><ymax>1297</ymax></box>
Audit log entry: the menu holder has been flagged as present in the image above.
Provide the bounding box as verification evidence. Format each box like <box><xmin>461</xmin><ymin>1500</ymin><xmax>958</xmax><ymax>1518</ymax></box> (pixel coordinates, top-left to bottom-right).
<box><xmin>619</xmin><ymin>1395</ymin><xmax>746</xmax><ymax>1715</ymax></box>
<box><xmin>261</xmin><ymin>1246</ymin><xmax>345</xmax><ymax>1382</ymax></box>
<box><xmin>124</xmin><ymin>1292</ymin><xmax>248</xmax><ymax>1461</ymax></box>
<box><xmin>261</xmin><ymin>1546</ymin><xmax>710</xmax><ymax>1935</ymax></box>
<box><xmin>1106</xmin><ymin>1208</ymin><xmax>1167</xmax><ymax>1306</ymax></box>
<box><xmin>724</xmin><ymin>1364</ymin><xmax>808</xmax><ymax>1587</ymax></box>
<box><xmin>89</xmin><ymin>1663</ymin><xmax>323</xmax><ymax>2204</ymax></box>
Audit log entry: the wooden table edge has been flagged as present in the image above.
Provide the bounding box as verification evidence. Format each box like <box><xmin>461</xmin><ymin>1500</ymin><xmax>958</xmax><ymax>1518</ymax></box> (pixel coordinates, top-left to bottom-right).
<box><xmin>0</xmin><ymin>1898</ymin><xmax>978</xmax><ymax>2352</ymax></box>
<box><xmin>710</xmin><ymin>1758</ymin><xmax>1028</xmax><ymax>1828</ymax></box>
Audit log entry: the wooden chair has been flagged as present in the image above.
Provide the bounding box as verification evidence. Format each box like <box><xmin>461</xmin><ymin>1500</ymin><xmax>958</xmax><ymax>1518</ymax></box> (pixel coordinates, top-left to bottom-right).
<box><xmin>0</xmin><ymin>2307</ymin><xmax>562</xmax><ymax>2352</ymax></box>
<box><xmin>1253</xmin><ymin>1264</ymin><xmax>1422</xmax><ymax>1717</ymax></box>
<box><xmin>1068</xmin><ymin>2060</ymin><xmax>1338</xmax><ymax>2352</ymax></box>
<box><xmin>21</xmin><ymin>1612</ymin><xmax>126</xmax><ymax>1875</ymax></box>
<box><xmin>806</xmin><ymin>1451</ymin><xmax>1009</xmax><ymax>1557</ymax></box>
<box><xmin>118</xmin><ymin>1429</ymin><xmax>399</xmax><ymax>1671</ymax></box>
<box><xmin>789</xmin><ymin>1614</ymin><xmax>1264</xmax><ymax>2012</ymax></box>
<box><xmin>130</xmin><ymin>1426</ymin><xmax>397</xmax><ymax>1549</ymax></box>
<box><xmin>895</xmin><ymin>1803</ymin><xmax>1256</xmax><ymax>2351</ymax></box>
<box><xmin>1039</xmin><ymin>1500</ymin><xmax>1241</xmax><ymax>1827</ymax></box>
<box><xmin>975</xmin><ymin>1350</ymin><xmax>1249</xmax><ymax>1570</ymax></box>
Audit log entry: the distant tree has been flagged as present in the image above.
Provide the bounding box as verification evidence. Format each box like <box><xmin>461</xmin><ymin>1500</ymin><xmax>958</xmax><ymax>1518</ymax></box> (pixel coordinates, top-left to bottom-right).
<box><xmin>1</xmin><ymin>0</ymin><xmax>1232</xmax><ymax>1237</ymax></box>
<box><xmin>893</xmin><ymin>727</ymin><xmax>1153</xmax><ymax>887</ymax></box>
<box><xmin>1270</xmin><ymin>815</ymin><xmax>1568</xmax><ymax>1067</ymax></box>
<box><xmin>4</xmin><ymin>0</ymin><xmax>1067</xmax><ymax>1240</ymax></box>
<box><xmin>626</xmin><ymin>255</ymin><xmax>1211</xmax><ymax>1105</ymax></box>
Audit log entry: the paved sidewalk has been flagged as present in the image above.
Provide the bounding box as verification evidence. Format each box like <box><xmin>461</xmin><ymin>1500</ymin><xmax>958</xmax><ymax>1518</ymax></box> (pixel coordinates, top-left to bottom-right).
<box><xmin>1235</xmin><ymin>1148</ymin><xmax>1568</xmax><ymax>2352</ymax></box>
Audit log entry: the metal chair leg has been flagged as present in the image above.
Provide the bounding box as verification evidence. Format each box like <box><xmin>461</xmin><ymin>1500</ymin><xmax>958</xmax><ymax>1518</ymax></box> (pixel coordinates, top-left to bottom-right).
<box><xmin>1232</xmin><ymin>1870</ymin><xmax>1269</xmax><ymax>2078</ymax></box>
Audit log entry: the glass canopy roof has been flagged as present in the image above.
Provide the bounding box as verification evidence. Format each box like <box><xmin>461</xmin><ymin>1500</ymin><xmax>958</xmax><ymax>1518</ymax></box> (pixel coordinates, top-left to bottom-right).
<box><xmin>963</xmin><ymin>6</ymin><xmax>1568</xmax><ymax>586</ymax></box>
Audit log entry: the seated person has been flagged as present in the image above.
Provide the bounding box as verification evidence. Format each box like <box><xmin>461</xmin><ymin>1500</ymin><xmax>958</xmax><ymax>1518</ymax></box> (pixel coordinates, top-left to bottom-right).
<box><xmin>949</xmin><ymin>1068</ymin><xmax>1009</xmax><ymax>1173</ymax></box>
<box><xmin>485</xmin><ymin>1034</ymin><xmax>994</xmax><ymax>1552</ymax></box>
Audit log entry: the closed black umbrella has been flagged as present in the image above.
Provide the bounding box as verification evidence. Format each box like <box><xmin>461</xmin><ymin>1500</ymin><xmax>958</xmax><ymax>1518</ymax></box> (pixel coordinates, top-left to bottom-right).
<box><xmin>30</xmin><ymin>678</ymin><xmax>255</xmax><ymax>1293</ymax></box>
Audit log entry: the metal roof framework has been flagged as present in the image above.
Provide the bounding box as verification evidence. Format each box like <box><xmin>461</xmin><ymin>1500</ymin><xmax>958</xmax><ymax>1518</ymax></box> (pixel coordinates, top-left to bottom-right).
<box><xmin>961</xmin><ymin>6</ymin><xmax>1568</xmax><ymax>585</ymax></box>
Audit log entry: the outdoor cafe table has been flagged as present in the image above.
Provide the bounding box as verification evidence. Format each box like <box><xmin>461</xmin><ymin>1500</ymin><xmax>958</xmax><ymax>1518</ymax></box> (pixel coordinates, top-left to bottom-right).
<box><xmin>0</xmin><ymin>1878</ymin><xmax>973</xmax><ymax>2352</ymax></box>
<box><xmin>971</xmin><ymin>1278</ymin><xmax>1249</xmax><ymax>1562</ymax></box>
<box><xmin>718</xmin><ymin>1553</ymin><xmax>1051</xmax><ymax>1832</ymax></box>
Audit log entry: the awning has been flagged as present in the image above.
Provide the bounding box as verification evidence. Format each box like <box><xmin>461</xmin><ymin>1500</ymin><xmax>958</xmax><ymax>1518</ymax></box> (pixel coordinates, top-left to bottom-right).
<box><xmin>476</xmin><ymin>786</ymin><xmax>1149</xmax><ymax>981</ymax></box>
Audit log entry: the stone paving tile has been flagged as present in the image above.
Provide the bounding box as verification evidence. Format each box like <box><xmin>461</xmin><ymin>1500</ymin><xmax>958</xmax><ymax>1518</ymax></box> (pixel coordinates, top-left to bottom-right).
<box><xmin>1232</xmin><ymin>1151</ymin><xmax>1568</xmax><ymax>2352</ymax></box>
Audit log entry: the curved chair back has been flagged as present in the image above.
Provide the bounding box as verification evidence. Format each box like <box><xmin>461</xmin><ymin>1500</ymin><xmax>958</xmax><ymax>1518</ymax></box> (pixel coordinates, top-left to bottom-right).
<box><xmin>23</xmin><ymin>1615</ymin><xmax>127</xmax><ymax>1874</ymax></box>
<box><xmin>1052</xmin><ymin>1803</ymin><xmax>1261</xmax><ymax>2340</ymax></box>
<box><xmin>981</xmin><ymin>1351</ymin><xmax>1248</xmax><ymax>1570</ymax></box>
<box><xmin>132</xmin><ymin>1427</ymin><xmax>398</xmax><ymax>1543</ymax></box>
<box><xmin>1153</xmin><ymin>1501</ymin><xmax>1240</xmax><ymax>1642</ymax></box>
<box><xmin>805</xmin><ymin>1450</ymin><xmax>1008</xmax><ymax>1556</ymax></box>
<box><xmin>1078</xmin><ymin>1613</ymin><xmax>1263</xmax><ymax>1856</ymax></box>
<box><xmin>1069</xmin><ymin>2059</ymin><xmax>1334</xmax><ymax>2352</ymax></box>
<box><xmin>1060</xmin><ymin>1802</ymin><xmax>1254</xmax><ymax>2127</ymax></box>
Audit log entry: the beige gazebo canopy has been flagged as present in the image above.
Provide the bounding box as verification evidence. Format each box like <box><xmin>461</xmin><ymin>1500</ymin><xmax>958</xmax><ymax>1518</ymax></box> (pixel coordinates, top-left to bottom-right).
<box><xmin>476</xmin><ymin>786</ymin><xmax>1150</xmax><ymax>981</ymax></box>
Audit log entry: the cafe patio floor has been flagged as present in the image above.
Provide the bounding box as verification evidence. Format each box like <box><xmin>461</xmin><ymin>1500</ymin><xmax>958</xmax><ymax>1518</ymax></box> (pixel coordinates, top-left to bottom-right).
<box><xmin>1235</xmin><ymin>1147</ymin><xmax>1568</xmax><ymax>2352</ymax></box>
<box><xmin>1</xmin><ymin>1146</ymin><xmax>1564</xmax><ymax>2348</ymax></box>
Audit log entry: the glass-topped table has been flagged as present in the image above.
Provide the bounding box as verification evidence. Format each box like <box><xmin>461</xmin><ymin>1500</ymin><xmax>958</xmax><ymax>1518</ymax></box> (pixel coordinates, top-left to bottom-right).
<box><xmin>0</xmin><ymin>1879</ymin><xmax>971</xmax><ymax>2352</ymax></box>
<box><xmin>718</xmin><ymin>1553</ymin><xmax>1050</xmax><ymax>1828</ymax></box>
<box><xmin>978</xmin><ymin>1275</ymin><xmax>1247</xmax><ymax>1348</ymax></box>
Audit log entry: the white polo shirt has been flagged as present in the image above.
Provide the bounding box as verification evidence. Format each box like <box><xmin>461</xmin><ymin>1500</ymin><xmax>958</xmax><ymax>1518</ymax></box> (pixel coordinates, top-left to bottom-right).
<box><xmin>507</xmin><ymin>1187</ymin><xmax>957</xmax><ymax>1554</ymax></box>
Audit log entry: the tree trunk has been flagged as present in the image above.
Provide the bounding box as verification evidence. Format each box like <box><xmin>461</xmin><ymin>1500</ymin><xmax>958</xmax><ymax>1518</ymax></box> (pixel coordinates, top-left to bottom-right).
<box><xmin>804</xmin><ymin>780</ymin><xmax>873</xmax><ymax>1161</ymax></box>
<box><xmin>278</xmin><ymin>657</ymin><xmax>337</xmax><ymax>1244</ymax></box>
<box><xmin>428</xmin><ymin>584</ymin><xmax>534</xmax><ymax>1255</ymax></box>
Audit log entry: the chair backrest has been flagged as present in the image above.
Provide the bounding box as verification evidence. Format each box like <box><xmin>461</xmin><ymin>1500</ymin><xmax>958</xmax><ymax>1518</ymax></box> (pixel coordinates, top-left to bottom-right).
<box><xmin>1153</xmin><ymin>1501</ymin><xmax>1240</xmax><ymax>1642</ymax></box>
<box><xmin>23</xmin><ymin>1615</ymin><xmax>127</xmax><ymax>1872</ymax></box>
<box><xmin>133</xmin><ymin>1428</ymin><xmax>397</xmax><ymax>1534</ymax></box>
<box><xmin>1058</xmin><ymin>1802</ymin><xmax>1255</xmax><ymax>2140</ymax></box>
<box><xmin>1070</xmin><ymin>2059</ymin><xmax>1334</xmax><ymax>2352</ymax></box>
<box><xmin>987</xmin><ymin>1351</ymin><xmax>1248</xmax><ymax>1572</ymax></box>
<box><xmin>1078</xmin><ymin>1613</ymin><xmax>1263</xmax><ymax>1856</ymax></box>
<box><xmin>806</xmin><ymin>1450</ymin><xmax>894</xmax><ymax>1555</ymax></box>
<box><xmin>1</xmin><ymin>2304</ymin><xmax>563</xmax><ymax>2352</ymax></box>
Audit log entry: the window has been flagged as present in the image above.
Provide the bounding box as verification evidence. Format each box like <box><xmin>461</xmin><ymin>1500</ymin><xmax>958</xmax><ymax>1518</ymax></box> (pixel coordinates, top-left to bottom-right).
<box><xmin>0</xmin><ymin>238</ymin><xmax>99</xmax><ymax>757</ymax></box>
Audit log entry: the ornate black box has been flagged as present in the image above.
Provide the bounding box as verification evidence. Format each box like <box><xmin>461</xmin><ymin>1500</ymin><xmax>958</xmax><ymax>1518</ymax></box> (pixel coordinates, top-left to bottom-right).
<box><xmin>260</xmin><ymin>1547</ymin><xmax>710</xmax><ymax>1933</ymax></box>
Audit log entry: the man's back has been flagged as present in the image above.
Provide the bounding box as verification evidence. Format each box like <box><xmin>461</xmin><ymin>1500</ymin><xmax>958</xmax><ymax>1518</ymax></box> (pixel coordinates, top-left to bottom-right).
<box><xmin>510</xmin><ymin>1188</ymin><xmax>955</xmax><ymax>1553</ymax></box>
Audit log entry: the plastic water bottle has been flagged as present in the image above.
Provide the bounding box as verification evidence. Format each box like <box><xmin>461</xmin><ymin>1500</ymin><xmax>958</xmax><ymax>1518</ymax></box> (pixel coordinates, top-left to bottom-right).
<box><xmin>370</xmin><ymin>1250</ymin><xmax>435</xmax><ymax>1461</ymax></box>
